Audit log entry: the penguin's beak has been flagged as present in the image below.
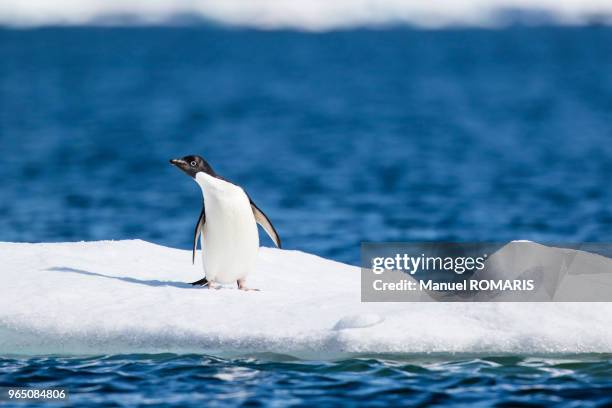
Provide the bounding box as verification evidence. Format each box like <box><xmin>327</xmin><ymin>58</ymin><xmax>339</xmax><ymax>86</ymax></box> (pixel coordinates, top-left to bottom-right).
<box><xmin>170</xmin><ymin>158</ymin><xmax>187</xmax><ymax>171</ymax></box>
<box><xmin>170</xmin><ymin>158</ymin><xmax>188</xmax><ymax>169</ymax></box>
<box><xmin>170</xmin><ymin>158</ymin><xmax>194</xmax><ymax>177</ymax></box>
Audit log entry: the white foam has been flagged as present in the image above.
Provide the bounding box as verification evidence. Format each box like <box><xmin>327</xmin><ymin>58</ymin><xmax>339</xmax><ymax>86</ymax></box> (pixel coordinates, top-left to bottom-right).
<box><xmin>1</xmin><ymin>240</ymin><xmax>611</xmax><ymax>356</ymax></box>
<box><xmin>2</xmin><ymin>0</ymin><xmax>612</xmax><ymax>30</ymax></box>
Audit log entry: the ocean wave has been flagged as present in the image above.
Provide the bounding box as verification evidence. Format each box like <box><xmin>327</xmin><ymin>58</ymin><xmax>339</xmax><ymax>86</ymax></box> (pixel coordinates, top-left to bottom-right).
<box><xmin>2</xmin><ymin>0</ymin><xmax>612</xmax><ymax>30</ymax></box>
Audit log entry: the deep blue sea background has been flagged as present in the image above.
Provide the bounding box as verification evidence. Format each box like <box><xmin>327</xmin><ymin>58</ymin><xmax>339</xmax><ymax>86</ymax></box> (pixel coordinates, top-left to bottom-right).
<box><xmin>1</xmin><ymin>26</ymin><xmax>612</xmax><ymax>407</ymax></box>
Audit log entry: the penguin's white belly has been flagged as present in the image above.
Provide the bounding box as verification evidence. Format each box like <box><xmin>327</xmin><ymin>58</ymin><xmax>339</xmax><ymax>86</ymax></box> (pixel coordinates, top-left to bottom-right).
<box><xmin>197</xmin><ymin>175</ymin><xmax>259</xmax><ymax>284</ymax></box>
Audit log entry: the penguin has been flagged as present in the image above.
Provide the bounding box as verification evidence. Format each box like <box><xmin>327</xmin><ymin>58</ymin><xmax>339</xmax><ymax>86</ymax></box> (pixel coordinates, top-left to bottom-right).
<box><xmin>170</xmin><ymin>155</ymin><xmax>281</xmax><ymax>290</ymax></box>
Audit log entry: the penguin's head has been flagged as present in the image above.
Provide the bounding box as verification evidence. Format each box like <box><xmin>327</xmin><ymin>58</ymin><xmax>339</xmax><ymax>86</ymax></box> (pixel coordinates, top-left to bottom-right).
<box><xmin>170</xmin><ymin>155</ymin><xmax>215</xmax><ymax>178</ymax></box>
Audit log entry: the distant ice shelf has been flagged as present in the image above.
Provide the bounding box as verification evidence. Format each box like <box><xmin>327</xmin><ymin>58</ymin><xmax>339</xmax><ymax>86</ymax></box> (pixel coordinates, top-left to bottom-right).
<box><xmin>3</xmin><ymin>1</ymin><xmax>612</xmax><ymax>30</ymax></box>
<box><xmin>1</xmin><ymin>240</ymin><xmax>612</xmax><ymax>356</ymax></box>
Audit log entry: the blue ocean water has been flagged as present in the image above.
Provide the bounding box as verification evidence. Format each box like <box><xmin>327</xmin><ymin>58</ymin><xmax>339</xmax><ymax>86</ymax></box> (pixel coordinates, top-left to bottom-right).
<box><xmin>1</xmin><ymin>26</ymin><xmax>612</xmax><ymax>406</ymax></box>
<box><xmin>2</xmin><ymin>27</ymin><xmax>612</xmax><ymax>264</ymax></box>
<box><xmin>1</xmin><ymin>353</ymin><xmax>611</xmax><ymax>407</ymax></box>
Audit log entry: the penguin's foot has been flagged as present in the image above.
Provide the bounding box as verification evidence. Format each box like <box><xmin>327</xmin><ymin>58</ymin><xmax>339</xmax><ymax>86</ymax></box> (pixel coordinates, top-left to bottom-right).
<box><xmin>190</xmin><ymin>277</ymin><xmax>209</xmax><ymax>287</ymax></box>
<box><xmin>237</xmin><ymin>279</ymin><xmax>260</xmax><ymax>291</ymax></box>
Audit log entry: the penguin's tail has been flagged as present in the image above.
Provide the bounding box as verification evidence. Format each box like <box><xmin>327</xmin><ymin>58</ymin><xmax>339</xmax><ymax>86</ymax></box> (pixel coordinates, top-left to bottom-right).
<box><xmin>190</xmin><ymin>277</ymin><xmax>208</xmax><ymax>287</ymax></box>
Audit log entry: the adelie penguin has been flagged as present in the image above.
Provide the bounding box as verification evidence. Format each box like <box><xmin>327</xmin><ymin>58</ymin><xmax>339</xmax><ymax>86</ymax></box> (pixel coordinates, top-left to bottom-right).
<box><xmin>170</xmin><ymin>155</ymin><xmax>281</xmax><ymax>290</ymax></box>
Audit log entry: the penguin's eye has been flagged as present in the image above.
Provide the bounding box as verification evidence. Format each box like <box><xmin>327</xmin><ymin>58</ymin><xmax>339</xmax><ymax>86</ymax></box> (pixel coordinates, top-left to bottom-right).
<box><xmin>190</xmin><ymin>161</ymin><xmax>197</xmax><ymax>167</ymax></box>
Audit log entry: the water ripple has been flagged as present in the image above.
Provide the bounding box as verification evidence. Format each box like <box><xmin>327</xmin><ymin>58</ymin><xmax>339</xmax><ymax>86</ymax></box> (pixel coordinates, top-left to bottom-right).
<box><xmin>1</xmin><ymin>354</ymin><xmax>611</xmax><ymax>407</ymax></box>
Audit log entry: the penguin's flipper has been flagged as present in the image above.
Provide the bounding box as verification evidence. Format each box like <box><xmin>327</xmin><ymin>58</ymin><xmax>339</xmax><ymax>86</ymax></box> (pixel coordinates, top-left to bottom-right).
<box><xmin>249</xmin><ymin>199</ymin><xmax>282</xmax><ymax>248</ymax></box>
<box><xmin>192</xmin><ymin>205</ymin><xmax>206</xmax><ymax>264</ymax></box>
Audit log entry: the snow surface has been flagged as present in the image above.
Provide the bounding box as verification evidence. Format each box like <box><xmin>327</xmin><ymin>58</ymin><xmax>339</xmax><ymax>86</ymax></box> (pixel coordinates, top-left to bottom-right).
<box><xmin>2</xmin><ymin>0</ymin><xmax>612</xmax><ymax>30</ymax></box>
<box><xmin>1</xmin><ymin>240</ymin><xmax>612</xmax><ymax>357</ymax></box>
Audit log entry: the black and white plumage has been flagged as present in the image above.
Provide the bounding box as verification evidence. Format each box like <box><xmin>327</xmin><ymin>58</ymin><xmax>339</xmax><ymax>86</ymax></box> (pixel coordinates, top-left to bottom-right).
<box><xmin>170</xmin><ymin>155</ymin><xmax>281</xmax><ymax>290</ymax></box>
